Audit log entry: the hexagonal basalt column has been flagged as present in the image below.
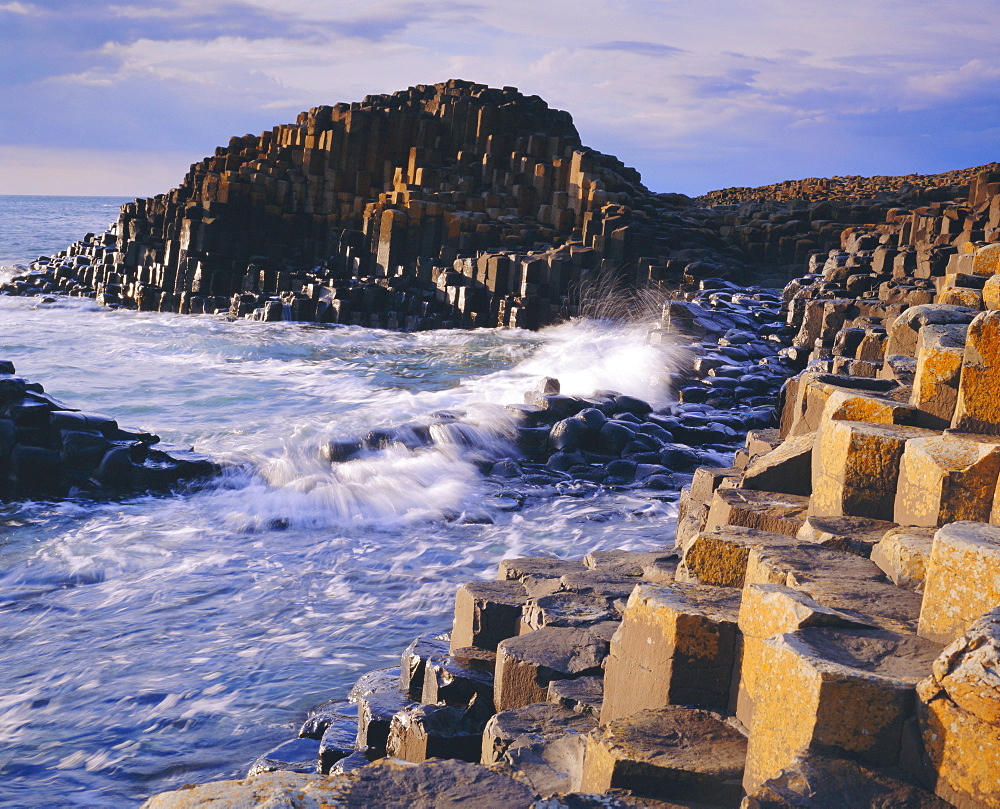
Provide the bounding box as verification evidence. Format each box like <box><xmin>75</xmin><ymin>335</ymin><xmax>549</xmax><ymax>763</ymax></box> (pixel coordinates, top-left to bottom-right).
<box><xmin>581</xmin><ymin>705</ymin><xmax>747</xmax><ymax>804</ymax></box>
<box><xmin>953</xmin><ymin>310</ymin><xmax>1000</xmax><ymax>435</ymax></box>
<box><xmin>910</xmin><ymin>323</ymin><xmax>967</xmax><ymax>429</ymax></box>
<box><xmin>494</xmin><ymin>623</ymin><xmax>617</xmax><ymax>712</ymax></box>
<box><xmin>918</xmin><ymin>521</ymin><xmax>1000</xmax><ymax>644</ymax></box>
<box><xmin>601</xmin><ymin>583</ymin><xmax>741</xmax><ymax>723</ymax></box>
<box><xmin>811</xmin><ymin>419</ymin><xmax>938</xmax><ymax>521</ymax></box>
<box><xmin>743</xmin><ymin>625</ymin><xmax>942</xmax><ymax>793</ymax></box>
<box><xmin>894</xmin><ymin>434</ymin><xmax>1000</xmax><ymax>527</ymax></box>
<box><xmin>735</xmin><ymin>583</ymin><xmax>868</xmax><ymax>728</ymax></box>
<box><xmin>917</xmin><ymin>608</ymin><xmax>1000</xmax><ymax>809</ymax></box>
<box><xmin>451</xmin><ymin>580</ymin><xmax>529</xmax><ymax>652</ymax></box>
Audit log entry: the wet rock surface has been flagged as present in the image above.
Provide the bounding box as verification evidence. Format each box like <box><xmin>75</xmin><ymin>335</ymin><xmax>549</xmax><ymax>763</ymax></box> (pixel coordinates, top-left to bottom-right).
<box><xmin>28</xmin><ymin>94</ymin><xmax>995</xmax><ymax>806</ymax></box>
<box><xmin>0</xmin><ymin>360</ymin><xmax>218</xmax><ymax>500</ymax></box>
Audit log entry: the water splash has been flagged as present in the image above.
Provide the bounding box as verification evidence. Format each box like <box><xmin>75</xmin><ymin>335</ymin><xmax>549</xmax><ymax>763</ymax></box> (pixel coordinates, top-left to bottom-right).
<box><xmin>207</xmin><ymin>316</ymin><xmax>688</xmax><ymax>530</ymax></box>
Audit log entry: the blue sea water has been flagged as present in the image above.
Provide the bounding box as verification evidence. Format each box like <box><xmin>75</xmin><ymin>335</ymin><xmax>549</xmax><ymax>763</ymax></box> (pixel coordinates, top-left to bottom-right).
<box><xmin>0</xmin><ymin>197</ymin><xmax>683</xmax><ymax>806</ymax></box>
<box><xmin>0</xmin><ymin>196</ymin><xmax>132</xmax><ymax>268</ymax></box>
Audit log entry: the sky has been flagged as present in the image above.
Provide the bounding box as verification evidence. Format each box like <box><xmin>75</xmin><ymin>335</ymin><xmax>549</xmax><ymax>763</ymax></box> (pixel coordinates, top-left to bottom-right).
<box><xmin>0</xmin><ymin>0</ymin><xmax>998</xmax><ymax>197</ymax></box>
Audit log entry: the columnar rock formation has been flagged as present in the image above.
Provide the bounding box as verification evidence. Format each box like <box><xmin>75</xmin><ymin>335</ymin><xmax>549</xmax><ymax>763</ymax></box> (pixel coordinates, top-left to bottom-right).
<box><xmin>0</xmin><ymin>361</ymin><xmax>215</xmax><ymax>499</ymax></box>
<box><xmin>6</xmin><ymin>80</ymin><xmax>704</xmax><ymax>329</ymax></box>
<box><xmin>5</xmin><ymin>79</ymin><xmax>1000</xmax><ymax>806</ymax></box>
<box><xmin>8</xmin><ymin>82</ymin><xmax>996</xmax><ymax>332</ymax></box>
<box><xmin>143</xmin><ymin>162</ymin><xmax>1000</xmax><ymax>808</ymax></box>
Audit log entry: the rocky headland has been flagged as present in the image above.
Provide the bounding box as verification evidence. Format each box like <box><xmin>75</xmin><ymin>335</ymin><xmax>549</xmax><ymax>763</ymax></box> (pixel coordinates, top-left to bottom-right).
<box><xmin>3</xmin><ymin>80</ymin><xmax>999</xmax><ymax>807</ymax></box>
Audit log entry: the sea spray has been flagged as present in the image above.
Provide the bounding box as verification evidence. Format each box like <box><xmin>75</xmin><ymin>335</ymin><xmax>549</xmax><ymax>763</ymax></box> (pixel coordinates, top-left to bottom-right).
<box><xmin>212</xmin><ymin>316</ymin><xmax>688</xmax><ymax>530</ymax></box>
<box><xmin>0</xmin><ymin>294</ymin><xmax>687</xmax><ymax>806</ymax></box>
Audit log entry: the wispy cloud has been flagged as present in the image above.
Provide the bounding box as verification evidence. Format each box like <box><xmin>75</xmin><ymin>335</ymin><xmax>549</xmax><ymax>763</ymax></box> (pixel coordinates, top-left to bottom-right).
<box><xmin>1</xmin><ymin>0</ymin><xmax>997</xmax><ymax>195</ymax></box>
<box><xmin>588</xmin><ymin>40</ymin><xmax>684</xmax><ymax>58</ymax></box>
<box><xmin>0</xmin><ymin>2</ymin><xmax>36</xmax><ymax>13</ymax></box>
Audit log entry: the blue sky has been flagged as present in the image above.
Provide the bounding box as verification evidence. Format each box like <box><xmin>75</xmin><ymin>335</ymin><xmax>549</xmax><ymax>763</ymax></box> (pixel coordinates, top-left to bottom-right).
<box><xmin>1</xmin><ymin>0</ymin><xmax>997</xmax><ymax>196</ymax></box>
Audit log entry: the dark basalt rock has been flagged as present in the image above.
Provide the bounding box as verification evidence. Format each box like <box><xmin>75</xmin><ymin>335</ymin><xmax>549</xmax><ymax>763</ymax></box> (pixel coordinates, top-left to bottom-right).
<box><xmin>0</xmin><ymin>362</ymin><xmax>219</xmax><ymax>501</ymax></box>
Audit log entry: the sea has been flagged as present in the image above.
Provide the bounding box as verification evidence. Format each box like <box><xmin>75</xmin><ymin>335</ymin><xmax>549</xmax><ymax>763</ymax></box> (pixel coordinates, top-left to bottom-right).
<box><xmin>0</xmin><ymin>196</ymin><xmax>688</xmax><ymax>806</ymax></box>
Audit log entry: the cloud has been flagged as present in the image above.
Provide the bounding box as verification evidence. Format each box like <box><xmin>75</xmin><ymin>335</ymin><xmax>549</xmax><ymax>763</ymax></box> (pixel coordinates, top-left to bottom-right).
<box><xmin>587</xmin><ymin>40</ymin><xmax>684</xmax><ymax>58</ymax></box>
<box><xmin>1</xmin><ymin>0</ymin><xmax>998</xmax><ymax>196</ymax></box>
<box><xmin>906</xmin><ymin>58</ymin><xmax>1000</xmax><ymax>99</ymax></box>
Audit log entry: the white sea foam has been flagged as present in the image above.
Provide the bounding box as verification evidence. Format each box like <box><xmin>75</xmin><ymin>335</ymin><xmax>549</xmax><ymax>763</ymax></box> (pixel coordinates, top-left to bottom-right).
<box><xmin>204</xmin><ymin>316</ymin><xmax>686</xmax><ymax>529</ymax></box>
<box><xmin>0</xmin><ymin>288</ymin><xmax>689</xmax><ymax>806</ymax></box>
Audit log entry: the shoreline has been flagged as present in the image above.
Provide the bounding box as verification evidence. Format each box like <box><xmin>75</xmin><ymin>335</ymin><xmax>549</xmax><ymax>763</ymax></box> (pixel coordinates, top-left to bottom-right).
<box><xmin>1</xmin><ymin>80</ymin><xmax>998</xmax><ymax>807</ymax></box>
<box><xmin>141</xmin><ymin>174</ymin><xmax>1000</xmax><ymax>805</ymax></box>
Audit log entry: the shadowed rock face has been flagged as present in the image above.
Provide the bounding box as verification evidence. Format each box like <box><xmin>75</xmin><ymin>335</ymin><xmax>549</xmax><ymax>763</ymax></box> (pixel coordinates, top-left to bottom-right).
<box><xmin>5</xmin><ymin>79</ymin><xmax>703</xmax><ymax>330</ymax></box>
<box><xmin>0</xmin><ymin>360</ymin><xmax>217</xmax><ymax>501</ymax></box>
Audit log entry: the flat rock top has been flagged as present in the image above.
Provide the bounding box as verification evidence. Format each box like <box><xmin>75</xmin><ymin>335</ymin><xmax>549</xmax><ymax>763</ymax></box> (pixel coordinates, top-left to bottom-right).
<box><xmin>547</xmin><ymin>676</ymin><xmax>604</xmax><ymax>716</ymax></box>
<box><xmin>143</xmin><ymin>759</ymin><xmax>539</xmax><ymax>808</ymax></box>
<box><xmin>489</xmin><ymin>702</ymin><xmax>598</xmax><ymax>742</ymax></box>
<box><xmin>790</xmin><ymin>626</ymin><xmax>942</xmax><ymax>682</ymax></box>
<box><xmin>559</xmin><ymin>571</ymin><xmax>638</xmax><ymax>599</ymax></box>
<box><xmin>799</xmin><ymin>515</ymin><xmax>896</xmax><ymax>539</ymax></box>
<box><xmin>500</xmin><ymin>623</ymin><xmax>619</xmax><ymax>673</ymax></box>
<box><xmin>583</xmin><ymin>549</ymin><xmax>676</xmax><ymax>577</ymax></box>
<box><xmin>593</xmin><ymin>706</ymin><xmax>747</xmax><ymax>775</ymax></box>
<box><xmin>500</xmin><ymin>557</ymin><xmax>587</xmax><ymax>581</ymax></box>
<box><xmin>750</xmin><ymin>542</ymin><xmax>888</xmax><ymax>584</ymax></box>
<box><xmin>825</xmin><ymin>420</ymin><xmax>938</xmax><ymax>440</ymax></box>
<box><xmin>700</xmin><ymin>525</ymin><xmax>801</xmax><ymax>546</ymax></box>
<box><xmin>745</xmin><ymin>752</ymin><xmax>951</xmax><ymax>808</ymax></box>
<box><xmin>349</xmin><ymin>666</ymin><xmax>403</xmax><ymax>702</ymax></box>
<box><xmin>797</xmin><ymin>578</ymin><xmax>922</xmax><ymax>634</ymax></box>
<box><xmin>631</xmin><ymin>583</ymin><xmax>743</xmax><ymax>624</ymax></box>
<box><xmin>715</xmin><ymin>487</ymin><xmax>810</xmax><ymax>511</ymax></box>
<box><xmin>463</xmin><ymin>579</ymin><xmax>530</xmax><ymax>604</ymax></box>
<box><xmin>934</xmin><ymin>520</ymin><xmax>1000</xmax><ymax>552</ymax></box>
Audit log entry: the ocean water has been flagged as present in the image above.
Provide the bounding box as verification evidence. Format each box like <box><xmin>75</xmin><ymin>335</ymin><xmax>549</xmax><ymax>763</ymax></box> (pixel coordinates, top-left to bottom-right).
<box><xmin>0</xmin><ymin>196</ymin><xmax>132</xmax><ymax>269</ymax></box>
<box><xmin>0</xmin><ymin>197</ymin><xmax>687</xmax><ymax>806</ymax></box>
